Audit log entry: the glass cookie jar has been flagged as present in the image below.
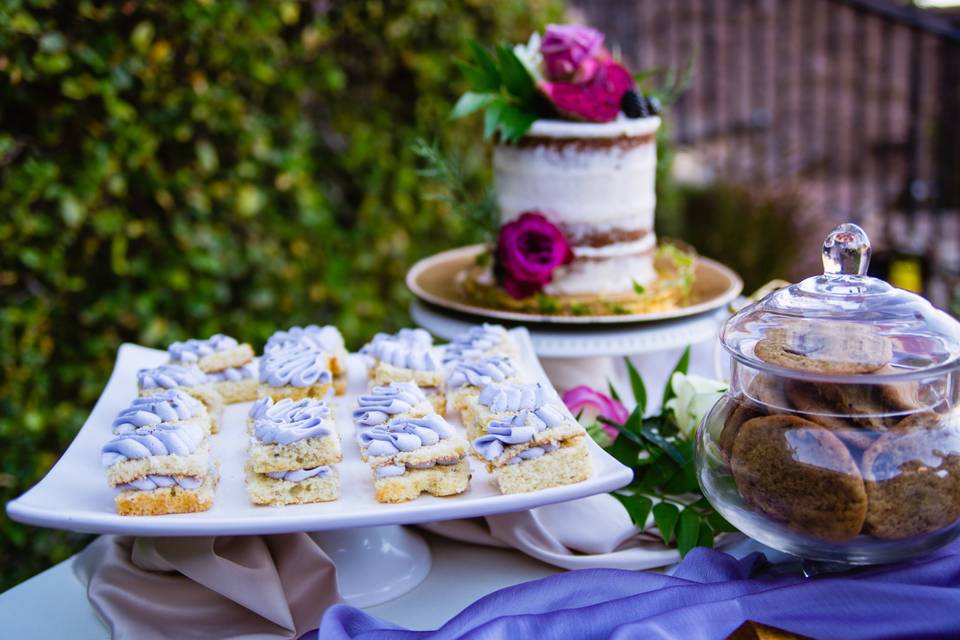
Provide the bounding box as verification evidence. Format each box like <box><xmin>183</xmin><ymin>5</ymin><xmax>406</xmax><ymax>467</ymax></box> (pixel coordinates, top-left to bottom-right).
<box><xmin>696</xmin><ymin>223</ymin><xmax>960</xmax><ymax>564</ymax></box>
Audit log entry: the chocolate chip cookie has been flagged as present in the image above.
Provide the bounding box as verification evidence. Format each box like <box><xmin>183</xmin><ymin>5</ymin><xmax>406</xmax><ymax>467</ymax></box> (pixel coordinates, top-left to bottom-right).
<box><xmin>861</xmin><ymin>412</ymin><xmax>960</xmax><ymax>539</ymax></box>
<box><xmin>731</xmin><ymin>414</ymin><xmax>868</xmax><ymax>541</ymax></box>
<box><xmin>754</xmin><ymin>323</ymin><xmax>892</xmax><ymax>375</ymax></box>
<box><xmin>784</xmin><ymin>380</ymin><xmax>876</xmax><ymax>450</ymax></box>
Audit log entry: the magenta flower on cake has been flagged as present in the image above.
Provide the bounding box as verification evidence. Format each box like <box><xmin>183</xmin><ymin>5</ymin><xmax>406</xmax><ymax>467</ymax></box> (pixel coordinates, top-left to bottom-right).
<box><xmin>496</xmin><ymin>212</ymin><xmax>573</xmax><ymax>299</ymax></box>
<box><xmin>540</xmin><ymin>59</ymin><xmax>634</xmax><ymax>123</ymax></box>
<box><xmin>541</xmin><ymin>24</ymin><xmax>605</xmax><ymax>83</ymax></box>
<box><xmin>562</xmin><ymin>386</ymin><xmax>628</xmax><ymax>439</ymax></box>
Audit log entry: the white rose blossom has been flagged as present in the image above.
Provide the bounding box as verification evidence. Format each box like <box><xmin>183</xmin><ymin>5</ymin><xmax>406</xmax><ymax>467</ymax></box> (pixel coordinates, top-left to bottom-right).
<box><xmin>513</xmin><ymin>32</ymin><xmax>544</xmax><ymax>83</ymax></box>
<box><xmin>665</xmin><ymin>372</ymin><xmax>727</xmax><ymax>438</ymax></box>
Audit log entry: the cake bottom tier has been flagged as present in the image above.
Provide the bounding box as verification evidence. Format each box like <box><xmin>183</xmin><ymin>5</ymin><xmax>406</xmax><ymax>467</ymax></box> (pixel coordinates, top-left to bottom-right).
<box><xmin>545</xmin><ymin>251</ymin><xmax>656</xmax><ymax>297</ymax></box>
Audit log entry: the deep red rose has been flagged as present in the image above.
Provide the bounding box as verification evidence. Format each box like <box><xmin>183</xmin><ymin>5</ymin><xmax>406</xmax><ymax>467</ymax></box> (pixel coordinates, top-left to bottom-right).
<box><xmin>496</xmin><ymin>212</ymin><xmax>573</xmax><ymax>299</ymax></box>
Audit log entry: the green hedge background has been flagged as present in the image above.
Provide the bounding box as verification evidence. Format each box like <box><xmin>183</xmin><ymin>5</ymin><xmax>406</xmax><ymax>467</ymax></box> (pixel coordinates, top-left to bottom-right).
<box><xmin>0</xmin><ymin>0</ymin><xmax>564</xmax><ymax>590</ymax></box>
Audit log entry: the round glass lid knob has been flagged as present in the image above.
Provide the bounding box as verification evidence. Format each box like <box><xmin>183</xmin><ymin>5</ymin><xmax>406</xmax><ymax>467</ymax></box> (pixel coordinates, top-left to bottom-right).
<box><xmin>822</xmin><ymin>223</ymin><xmax>871</xmax><ymax>276</ymax></box>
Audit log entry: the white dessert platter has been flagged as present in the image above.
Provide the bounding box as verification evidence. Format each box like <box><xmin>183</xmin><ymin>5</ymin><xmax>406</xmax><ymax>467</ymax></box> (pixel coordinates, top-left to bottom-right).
<box><xmin>6</xmin><ymin>329</ymin><xmax>632</xmax><ymax>538</ymax></box>
<box><xmin>406</xmin><ymin>244</ymin><xmax>743</xmax><ymax>326</ymax></box>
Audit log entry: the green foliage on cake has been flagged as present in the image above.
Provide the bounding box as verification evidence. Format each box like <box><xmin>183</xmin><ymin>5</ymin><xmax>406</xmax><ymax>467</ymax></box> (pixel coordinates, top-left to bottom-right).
<box><xmin>0</xmin><ymin>0</ymin><xmax>563</xmax><ymax>589</ymax></box>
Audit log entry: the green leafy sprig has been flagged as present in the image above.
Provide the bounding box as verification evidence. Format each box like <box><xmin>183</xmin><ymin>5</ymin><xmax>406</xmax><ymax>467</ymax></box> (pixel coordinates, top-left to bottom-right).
<box><xmin>596</xmin><ymin>349</ymin><xmax>737</xmax><ymax>557</ymax></box>
<box><xmin>412</xmin><ymin>137</ymin><xmax>499</xmax><ymax>240</ymax></box>
<box><xmin>450</xmin><ymin>41</ymin><xmax>543</xmax><ymax>143</ymax></box>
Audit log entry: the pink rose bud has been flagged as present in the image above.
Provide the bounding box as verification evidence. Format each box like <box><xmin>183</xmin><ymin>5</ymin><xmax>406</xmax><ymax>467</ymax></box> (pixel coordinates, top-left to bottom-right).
<box><xmin>541</xmin><ymin>24</ymin><xmax>605</xmax><ymax>83</ymax></box>
<box><xmin>562</xmin><ymin>385</ymin><xmax>629</xmax><ymax>439</ymax></box>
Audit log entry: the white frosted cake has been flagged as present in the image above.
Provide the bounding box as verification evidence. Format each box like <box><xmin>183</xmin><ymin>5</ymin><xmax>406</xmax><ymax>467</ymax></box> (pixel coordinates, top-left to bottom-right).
<box><xmin>494</xmin><ymin>116</ymin><xmax>661</xmax><ymax>296</ymax></box>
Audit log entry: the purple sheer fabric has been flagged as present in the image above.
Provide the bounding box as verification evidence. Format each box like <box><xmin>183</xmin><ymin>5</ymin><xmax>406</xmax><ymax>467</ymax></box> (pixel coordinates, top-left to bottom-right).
<box><xmin>315</xmin><ymin>541</ymin><xmax>960</xmax><ymax>639</ymax></box>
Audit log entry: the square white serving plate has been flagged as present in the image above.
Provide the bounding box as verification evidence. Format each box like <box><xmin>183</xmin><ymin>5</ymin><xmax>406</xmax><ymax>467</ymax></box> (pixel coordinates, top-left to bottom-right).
<box><xmin>7</xmin><ymin>328</ymin><xmax>633</xmax><ymax>536</ymax></box>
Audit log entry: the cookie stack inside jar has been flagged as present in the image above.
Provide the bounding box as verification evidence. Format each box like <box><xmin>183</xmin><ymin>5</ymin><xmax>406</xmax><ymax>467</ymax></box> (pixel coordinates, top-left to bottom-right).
<box><xmin>697</xmin><ymin>223</ymin><xmax>960</xmax><ymax>565</ymax></box>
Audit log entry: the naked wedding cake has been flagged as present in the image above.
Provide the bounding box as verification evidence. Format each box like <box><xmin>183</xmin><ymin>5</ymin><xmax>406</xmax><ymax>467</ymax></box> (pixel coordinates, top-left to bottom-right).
<box><xmin>452</xmin><ymin>24</ymin><xmax>684</xmax><ymax>313</ymax></box>
<box><xmin>494</xmin><ymin>116</ymin><xmax>660</xmax><ymax>296</ymax></box>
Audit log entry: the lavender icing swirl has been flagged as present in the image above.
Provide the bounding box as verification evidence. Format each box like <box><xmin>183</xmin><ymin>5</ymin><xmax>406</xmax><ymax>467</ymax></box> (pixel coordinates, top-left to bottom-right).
<box><xmin>168</xmin><ymin>334</ymin><xmax>239</xmax><ymax>363</ymax></box>
<box><xmin>251</xmin><ymin>398</ymin><xmax>333</xmax><ymax>445</ymax></box>
<box><xmin>472</xmin><ymin>406</ymin><xmax>567</xmax><ymax>460</ymax></box>
<box><xmin>101</xmin><ymin>422</ymin><xmax>205</xmax><ymax>467</ymax></box>
<box><xmin>505</xmin><ymin>442</ymin><xmax>559</xmax><ymax>465</ymax></box>
<box><xmin>352</xmin><ymin>382</ymin><xmax>428</xmax><ymax>428</ymax></box>
<box><xmin>361</xmin><ymin>329</ymin><xmax>432</xmax><ymax>358</ymax></box>
<box><xmin>478</xmin><ymin>382</ymin><xmax>550</xmax><ymax>414</ymax></box>
<box><xmin>117</xmin><ymin>474</ymin><xmax>204</xmax><ymax>491</ymax></box>
<box><xmin>137</xmin><ymin>364</ymin><xmax>206</xmax><ymax>390</ymax></box>
<box><xmin>259</xmin><ymin>343</ymin><xmax>331</xmax><ymax>388</ymax></box>
<box><xmin>112</xmin><ymin>390</ymin><xmax>204</xmax><ymax>434</ymax></box>
<box><xmin>266</xmin><ymin>466</ymin><xmax>333</xmax><ymax>482</ymax></box>
<box><xmin>446</xmin><ymin>355</ymin><xmax>516</xmax><ymax>390</ymax></box>
<box><xmin>443</xmin><ymin>324</ymin><xmax>509</xmax><ymax>363</ymax></box>
<box><xmin>362</xmin><ymin>339</ymin><xmax>438</xmax><ymax>371</ymax></box>
<box><xmin>359</xmin><ymin>414</ymin><xmax>453</xmax><ymax>458</ymax></box>
<box><xmin>264</xmin><ymin>325</ymin><xmax>344</xmax><ymax>355</ymax></box>
<box><xmin>205</xmin><ymin>363</ymin><xmax>256</xmax><ymax>383</ymax></box>
<box><xmin>374</xmin><ymin>458</ymin><xmax>458</xmax><ymax>478</ymax></box>
<box><xmin>248</xmin><ymin>395</ymin><xmax>331</xmax><ymax>422</ymax></box>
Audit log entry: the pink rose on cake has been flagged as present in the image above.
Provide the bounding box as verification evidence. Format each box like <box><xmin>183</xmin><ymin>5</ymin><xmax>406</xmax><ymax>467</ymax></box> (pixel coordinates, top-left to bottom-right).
<box><xmin>537</xmin><ymin>24</ymin><xmax>635</xmax><ymax>123</ymax></box>
<box><xmin>496</xmin><ymin>212</ymin><xmax>573</xmax><ymax>299</ymax></box>
<box><xmin>540</xmin><ymin>24</ymin><xmax>605</xmax><ymax>83</ymax></box>
<box><xmin>541</xmin><ymin>60</ymin><xmax>634</xmax><ymax>123</ymax></box>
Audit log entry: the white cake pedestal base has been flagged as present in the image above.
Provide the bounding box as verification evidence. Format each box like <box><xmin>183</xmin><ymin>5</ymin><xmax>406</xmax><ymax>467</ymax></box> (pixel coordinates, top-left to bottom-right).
<box><xmin>311</xmin><ymin>525</ymin><xmax>431</xmax><ymax>607</ymax></box>
<box><xmin>411</xmin><ymin>300</ymin><xmax>727</xmax><ymax>392</ymax></box>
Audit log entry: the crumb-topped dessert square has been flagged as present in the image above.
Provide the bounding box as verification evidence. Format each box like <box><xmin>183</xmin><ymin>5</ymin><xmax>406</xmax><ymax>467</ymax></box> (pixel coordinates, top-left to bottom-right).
<box><xmin>246</xmin><ymin>397</ymin><xmax>341</xmax><ymax>506</ymax></box>
<box><xmin>101</xmin><ymin>409</ymin><xmax>217</xmax><ymax>516</ymax></box>
<box><xmin>472</xmin><ymin>404</ymin><xmax>590</xmax><ymax>494</ymax></box>
<box><xmin>265</xmin><ymin>325</ymin><xmax>349</xmax><ymax>396</ymax></box>
<box><xmin>361</xmin><ymin>329</ymin><xmax>444</xmax><ymax>412</ymax></box>
<box><xmin>357</xmin><ymin>413</ymin><xmax>469</xmax><ymax>503</ymax></box>
<box><xmin>137</xmin><ymin>364</ymin><xmax>224</xmax><ymax>433</ymax></box>
<box><xmin>258</xmin><ymin>342</ymin><xmax>333</xmax><ymax>401</ymax></box>
<box><xmin>168</xmin><ymin>333</ymin><xmax>255</xmax><ymax>374</ymax></box>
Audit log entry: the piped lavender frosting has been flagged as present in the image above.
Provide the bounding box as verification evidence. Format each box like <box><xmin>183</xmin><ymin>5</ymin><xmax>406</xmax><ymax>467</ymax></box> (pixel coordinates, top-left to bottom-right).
<box><xmin>362</xmin><ymin>339</ymin><xmax>438</xmax><ymax>372</ymax></box>
<box><xmin>251</xmin><ymin>397</ymin><xmax>333</xmax><ymax>445</ymax></box>
<box><xmin>374</xmin><ymin>459</ymin><xmax>458</xmax><ymax>478</ymax></box>
<box><xmin>205</xmin><ymin>363</ymin><xmax>256</xmax><ymax>383</ymax></box>
<box><xmin>359</xmin><ymin>414</ymin><xmax>453</xmax><ymax>458</ymax></box>
<box><xmin>505</xmin><ymin>443</ymin><xmax>559</xmax><ymax>465</ymax></box>
<box><xmin>101</xmin><ymin>422</ymin><xmax>205</xmax><ymax>467</ymax></box>
<box><xmin>266</xmin><ymin>466</ymin><xmax>333</xmax><ymax>482</ymax></box>
<box><xmin>168</xmin><ymin>333</ymin><xmax>239</xmax><ymax>363</ymax></box>
<box><xmin>472</xmin><ymin>406</ymin><xmax>567</xmax><ymax>461</ymax></box>
<box><xmin>352</xmin><ymin>382</ymin><xmax>428</xmax><ymax>428</ymax></box>
<box><xmin>478</xmin><ymin>382</ymin><xmax>550</xmax><ymax>414</ymax></box>
<box><xmin>446</xmin><ymin>355</ymin><xmax>516</xmax><ymax>390</ymax></box>
<box><xmin>442</xmin><ymin>324</ymin><xmax>510</xmax><ymax>363</ymax></box>
<box><xmin>117</xmin><ymin>474</ymin><xmax>204</xmax><ymax>491</ymax></box>
<box><xmin>259</xmin><ymin>343</ymin><xmax>331</xmax><ymax>388</ymax></box>
<box><xmin>137</xmin><ymin>364</ymin><xmax>206</xmax><ymax>390</ymax></box>
<box><xmin>264</xmin><ymin>325</ymin><xmax>344</xmax><ymax>355</ymax></box>
<box><xmin>111</xmin><ymin>390</ymin><xmax>205</xmax><ymax>434</ymax></box>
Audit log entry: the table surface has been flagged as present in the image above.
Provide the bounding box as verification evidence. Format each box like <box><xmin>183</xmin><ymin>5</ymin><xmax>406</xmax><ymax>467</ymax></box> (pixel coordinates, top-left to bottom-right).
<box><xmin>0</xmin><ymin>342</ymin><xmax>723</xmax><ymax>635</ymax></box>
<box><xmin>0</xmin><ymin>532</ymin><xmax>563</xmax><ymax>637</ymax></box>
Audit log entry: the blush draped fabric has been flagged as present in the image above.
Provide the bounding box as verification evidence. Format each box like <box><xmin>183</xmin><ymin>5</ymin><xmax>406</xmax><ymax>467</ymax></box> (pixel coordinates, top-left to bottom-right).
<box><xmin>74</xmin><ymin>534</ymin><xmax>341</xmax><ymax>639</ymax></box>
<box><xmin>316</xmin><ymin>540</ymin><xmax>960</xmax><ymax>640</ymax></box>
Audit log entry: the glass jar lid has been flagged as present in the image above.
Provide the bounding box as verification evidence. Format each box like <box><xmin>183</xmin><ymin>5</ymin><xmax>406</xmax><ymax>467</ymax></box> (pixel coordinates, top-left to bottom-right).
<box><xmin>721</xmin><ymin>223</ymin><xmax>960</xmax><ymax>381</ymax></box>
